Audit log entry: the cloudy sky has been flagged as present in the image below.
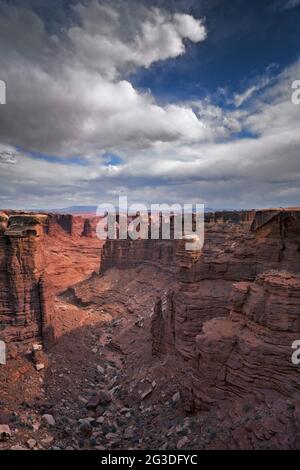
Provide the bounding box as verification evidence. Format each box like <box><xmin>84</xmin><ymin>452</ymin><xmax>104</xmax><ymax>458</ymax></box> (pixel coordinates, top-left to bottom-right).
<box><xmin>0</xmin><ymin>0</ymin><xmax>299</xmax><ymax>210</ymax></box>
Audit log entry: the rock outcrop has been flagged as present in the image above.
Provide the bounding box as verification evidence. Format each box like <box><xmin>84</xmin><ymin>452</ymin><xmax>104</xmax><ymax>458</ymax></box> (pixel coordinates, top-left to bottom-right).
<box><xmin>41</xmin><ymin>213</ymin><xmax>103</xmax><ymax>293</ymax></box>
<box><xmin>152</xmin><ymin>208</ymin><xmax>300</xmax><ymax>359</ymax></box>
<box><xmin>192</xmin><ymin>271</ymin><xmax>300</xmax><ymax>408</ymax></box>
<box><xmin>0</xmin><ymin>214</ymin><xmax>55</xmax><ymax>355</ymax></box>
<box><xmin>100</xmin><ymin>238</ymin><xmax>177</xmax><ymax>273</ymax></box>
<box><xmin>0</xmin><ymin>211</ymin><xmax>103</xmax><ymax>355</ymax></box>
<box><xmin>151</xmin><ymin>209</ymin><xmax>300</xmax><ymax>445</ymax></box>
<box><xmin>100</xmin><ymin>212</ymin><xmax>181</xmax><ymax>273</ymax></box>
<box><xmin>46</xmin><ymin>214</ymin><xmax>73</xmax><ymax>235</ymax></box>
<box><xmin>81</xmin><ymin>219</ymin><xmax>92</xmax><ymax>237</ymax></box>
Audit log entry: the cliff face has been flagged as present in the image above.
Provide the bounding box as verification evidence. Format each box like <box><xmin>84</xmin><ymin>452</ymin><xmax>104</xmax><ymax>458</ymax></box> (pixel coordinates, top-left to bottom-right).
<box><xmin>100</xmin><ymin>238</ymin><xmax>177</xmax><ymax>273</ymax></box>
<box><xmin>192</xmin><ymin>271</ymin><xmax>300</xmax><ymax>408</ymax></box>
<box><xmin>81</xmin><ymin>218</ymin><xmax>93</xmax><ymax>237</ymax></box>
<box><xmin>150</xmin><ymin>210</ymin><xmax>300</xmax><ymax>433</ymax></box>
<box><xmin>152</xmin><ymin>209</ymin><xmax>300</xmax><ymax>360</ymax></box>
<box><xmin>0</xmin><ymin>214</ymin><xmax>55</xmax><ymax>355</ymax></box>
<box><xmin>0</xmin><ymin>212</ymin><xmax>103</xmax><ymax>355</ymax></box>
<box><xmin>43</xmin><ymin>213</ymin><xmax>103</xmax><ymax>292</ymax></box>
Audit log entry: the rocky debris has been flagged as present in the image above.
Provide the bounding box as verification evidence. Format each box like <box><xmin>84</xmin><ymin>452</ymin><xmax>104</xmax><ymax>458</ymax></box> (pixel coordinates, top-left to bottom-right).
<box><xmin>41</xmin><ymin>436</ymin><xmax>54</xmax><ymax>446</ymax></box>
<box><xmin>0</xmin><ymin>425</ymin><xmax>11</xmax><ymax>441</ymax></box>
<box><xmin>97</xmin><ymin>365</ymin><xmax>105</xmax><ymax>374</ymax></box>
<box><xmin>11</xmin><ymin>444</ymin><xmax>27</xmax><ymax>450</ymax></box>
<box><xmin>91</xmin><ymin>391</ymin><xmax>112</xmax><ymax>408</ymax></box>
<box><xmin>85</xmin><ymin>390</ymin><xmax>112</xmax><ymax>410</ymax></box>
<box><xmin>26</xmin><ymin>438</ymin><xmax>37</xmax><ymax>449</ymax></box>
<box><xmin>42</xmin><ymin>414</ymin><xmax>56</xmax><ymax>427</ymax></box>
<box><xmin>141</xmin><ymin>388</ymin><xmax>153</xmax><ymax>400</ymax></box>
<box><xmin>172</xmin><ymin>392</ymin><xmax>180</xmax><ymax>404</ymax></box>
<box><xmin>32</xmin><ymin>347</ymin><xmax>48</xmax><ymax>372</ymax></box>
<box><xmin>78</xmin><ymin>420</ymin><xmax>93</xmax><ymax>437</ymax></box>
<box><xmin>177</xmin><ymin>436</ymin><xmax>189</xmax><ymax>449</ymax></box>
<box><xmin>0</xmin><ymin>411</ymin><xmax>12</xmax><ymax>425</ymax></box>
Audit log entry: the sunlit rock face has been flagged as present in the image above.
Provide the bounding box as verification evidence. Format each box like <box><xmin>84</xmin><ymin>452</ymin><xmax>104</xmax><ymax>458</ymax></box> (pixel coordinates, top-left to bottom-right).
<box><xmin>0</xmin><ymin>212</ymin><xmax>103</xmax><ymax>356</ymax></box>
<box><xmin>0</xmin><ymin>214</ymin><xmax>55</xmax><ymax>355</ymax></box>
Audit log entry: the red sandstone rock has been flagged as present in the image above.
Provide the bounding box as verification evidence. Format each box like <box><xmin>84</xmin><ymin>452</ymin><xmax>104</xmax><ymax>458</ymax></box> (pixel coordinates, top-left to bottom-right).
<box><xmin>150</xmin><ymin>208</ymin><xmax>300</xmax><ymax>448</ymax></box>
<box><xmin>0</xmin><ymin>212</ymin><xmax>102</xmax><ymax>354</ymax></box>
<box><xmin>0</xmin><ymin>214</ymin><xmax>55</xmax><ymax>354</ymax></box>
<box><xmin>184</xmin><ymin>271</ymin><xmax>300</xmax><ymax>448</ymax></box>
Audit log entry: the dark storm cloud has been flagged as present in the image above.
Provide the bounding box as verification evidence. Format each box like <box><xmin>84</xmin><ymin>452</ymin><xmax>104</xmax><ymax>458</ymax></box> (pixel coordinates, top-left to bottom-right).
<box><xmin>0</xmin><ymin>0</ymin><xmax>299</xmax><ymax>209</ymax></box>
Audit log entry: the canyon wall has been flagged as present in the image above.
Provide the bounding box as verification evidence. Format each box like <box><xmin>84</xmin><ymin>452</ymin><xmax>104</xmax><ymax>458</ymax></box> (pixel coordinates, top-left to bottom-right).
<box><xmin>100</xmin><ymin>238</ymin><xmax>177</xmax><ymax>273</ymax></box>
<box><xmin>100</xmin><ymin>210</ymin><xmax>255</xmax><ymax>274</ymax></box>
<box><xmin>0</xmin><ymin>212</ymin><xmax>102</xmax><ymax>355</ymax></box>
<box><xmin>0</xmin><ymin>213</ymin><xmax>55</xmax><ymax>355</ymax></box>
<box><xmin>43</xmin><ymin>213</ymin><xmax>103</xmax><ymax>292</ymax></box>
<box><xmin>192</xmin><ymin>271</ymin><xmax>300</xmax><ymax>409</ymax></box>
<box><xmin>151</xmin><ymin>208</ymin><xmax>300</xmax><ymax>443</ymax></box>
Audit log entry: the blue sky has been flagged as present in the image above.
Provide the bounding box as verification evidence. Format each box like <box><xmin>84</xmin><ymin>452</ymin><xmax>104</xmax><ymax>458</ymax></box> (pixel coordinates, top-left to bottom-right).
<box><xmin>133</xmin><ymin>0</ymin><xmax>300</xmax><ymax>102</ymax></box>
<box><xmin>0</xmin><ymin>0</ymin><xmax>300</xmax><ymax>209</ymax></box>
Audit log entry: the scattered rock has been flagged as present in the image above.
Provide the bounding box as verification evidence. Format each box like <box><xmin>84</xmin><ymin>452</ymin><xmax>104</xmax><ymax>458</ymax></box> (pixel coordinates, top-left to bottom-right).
<box><xmin>97</xmin><ymin>390</ymin><xmax>112</xmax><ymax>406</ymax></box>
<box><xmin>0</xmin><ymin>424</ymin><xmax>11</xmax><ymax>441</ymax></box>
<box><xmin>177</xmin><ymin>436</ymin><xmax>189</xmax><ymax>449</ymax></box>
<box><xmin>26</xmin><ymin>438</ymin><xmax>37</xmax><ymax>449</ymax></box>
<box><xmin>41</xmin><ymin>436</ymin><xmax>54</xmax><ymax>446</ymax></box>
<box><xmin>78</xmin><ymin>395</ymin><xmax>88</xmax><ymax>404</ymax></box>
<box><xmin>0</xmin><ymin>411</ymin><xmax>12</xmax><ymax>425</ymax></box>
<box><xmin>124</xmin><ymin>426</ymin><xmax>135</xmax><ymax>440</ymax></box>
<box><xmin>79</xmin><ymin>421</ymin><xmax>93</xmax><ymax>437</ymax></box>
<box><xmin>141</xmin><ymin>388</ymin><xmax>153</xmax><ymax>400</ymax></box>
<box><xmin>42</xmin><ymin>414</ymin><xmax>56</xmax><ymax>427</ymax></box>
<box><xmin>11</xmin><ymin>445</ymin><xmax>27</xmax><ymax>450</ymax></box>
<box><xmin>172</xmin><ymin>392</ymin><xmax>180</xmax><ymax>404</ymax></box>
<box><xmin>97</xmin><ymin>365</ymin><xmax>105</xmax><ymax>375</ymax></box>
<box><xmin>78</xmin><ymin>417</ymin><xmax>94</xmax><ymax>425</ymax></box>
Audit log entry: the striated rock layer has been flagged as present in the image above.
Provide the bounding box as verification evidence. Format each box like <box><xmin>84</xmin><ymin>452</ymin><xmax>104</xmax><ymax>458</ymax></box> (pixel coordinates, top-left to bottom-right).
<box><xmin>151</xmin><ymin>208</ymin><xmax>300</xmax><ymax>447</ymax></box>
<box><xmin>100</xmin><ymin>238</ymin><xmax>177</xmax><ymax>273</ymax></box>
<box><xmin>0</xmin><ymin>214</ymin><xmax>55</xmax><ymax>355</ymax></box>
<box><xmin>153</xmin><ymin>208</ymin><xmax>300</xmax><ymax>360</ymax></box>
<box><xmin>192</xmin><ymin>271</ymin><xmax>300</xmax><ymax>410</ymax></box>
<box><xmin>0</xmin><ymin>211</ymin><xmax>103</xmax><ymax>355</ymax></box>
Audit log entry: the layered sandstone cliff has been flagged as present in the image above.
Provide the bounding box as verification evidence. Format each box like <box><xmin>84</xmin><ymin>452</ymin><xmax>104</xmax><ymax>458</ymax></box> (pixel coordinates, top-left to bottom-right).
<box><xmin>152</xmin><ymin>208</ymin><xmax>300</xmax><ymax>360</ymax></box>
<box><xmin>100</xmin><ymin>238</ymin><xmax>177</xmax><ymax>273</ymax></box>
<box><xmin>43</xmin><ymin>213</ymin><xmax>103</xmax><ymax>292</ymax></box>
<box><xmin>0</xmin><ymin>214</ymin><xmax>55</xmax><ymax>355</ymax></box>
<box><xmin>192</xmin><ymin>271</ymin><xmax>300</xmax><ymax>409</ymax></box>
<box><xmin>150</xmin><ymin>208</ymin><xmax>300</xmax><ymax>447</ymax></box>
<box><xmin>0</xmin><ymin>212</ymin><xmax>102</xmax><ymax>355</ymax></box>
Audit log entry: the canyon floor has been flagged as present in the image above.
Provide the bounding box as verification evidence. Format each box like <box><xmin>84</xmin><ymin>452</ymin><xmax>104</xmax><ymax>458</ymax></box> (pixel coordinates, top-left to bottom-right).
<box><xmin>0</xmin><ymin>265</ymin><xmax>196</xmax><ymax>450</ymax></box>
<box><xmin>0</xmin><ymin>264</ymin><xmax>272</xmax><ymax>451</ymax></box>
